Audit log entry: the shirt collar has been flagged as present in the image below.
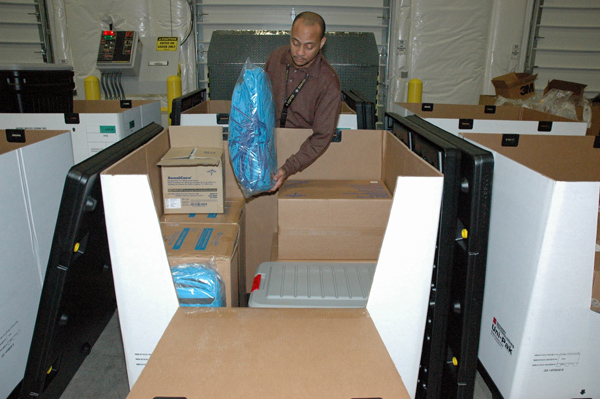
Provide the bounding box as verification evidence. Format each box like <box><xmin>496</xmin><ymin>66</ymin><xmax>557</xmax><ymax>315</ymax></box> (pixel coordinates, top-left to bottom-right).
<box><xmin>280</xmin><ymin>45</ymin><xmax>322</xmax><ymax>78</ymax></box>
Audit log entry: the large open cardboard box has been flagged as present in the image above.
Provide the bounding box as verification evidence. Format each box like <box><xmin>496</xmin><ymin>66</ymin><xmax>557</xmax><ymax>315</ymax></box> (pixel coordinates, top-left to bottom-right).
<box><xmin>180</xmin><ymin>99</ymin><xmax>359</xmax><ymax>130</ymax></box>
<box><xmin>0</xmin><ymin>100</ymin><xmax>161</xmax><ymax>163</ymax></box>
<box><xmin>393</xmin><ymin>102</ymin><xmax>587</xmax><ymax>136</ymax></box>
<box><xmin>101</xmin><ymin>126</ymin><xmax>444</xmax><ymax>395</ymax></box>
<box><xmin>463</xmin><ymin>133</ymin><xmax>600</xmax><ymax>398</ymax></box>
<box><xmin>0</xmin><ymin>130</ymin><xmax>74</xmax><ymax>398</ymax></box>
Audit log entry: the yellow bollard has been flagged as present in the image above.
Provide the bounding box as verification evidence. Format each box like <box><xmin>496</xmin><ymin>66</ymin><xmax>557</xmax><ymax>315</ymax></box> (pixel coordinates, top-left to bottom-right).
<box><xmin>84</xmin><ymin>76</ymin><xmax>101</xmax><ymax>100</ymax></box>
<box><xmin>167</xmin><ymin>75</ymin><xmax>182</xmax><ymax>125</ymax></box>
<box><xmin>407</xmin><ymin>78</ymin><xmax>423</xmax><ymax>103</ymax></box>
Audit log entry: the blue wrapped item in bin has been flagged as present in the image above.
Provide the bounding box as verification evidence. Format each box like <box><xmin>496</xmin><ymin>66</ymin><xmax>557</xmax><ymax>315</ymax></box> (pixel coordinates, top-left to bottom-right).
<box><xmin>229</xmin><ymin>59</ymin><xmax>277</xmax><ymax>197</ymax></box>
<box><xmin>171</xmin><ymin>262</ymin><xmax>225</xmax><ymax>307</ymax></box>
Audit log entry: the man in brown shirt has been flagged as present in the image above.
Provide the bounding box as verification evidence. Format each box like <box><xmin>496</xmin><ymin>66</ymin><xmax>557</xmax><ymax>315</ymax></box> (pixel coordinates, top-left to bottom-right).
<box><xmin>264</xmin><ymin>11</ymin><xmax>341</xmax><ymax>191</ymax></box>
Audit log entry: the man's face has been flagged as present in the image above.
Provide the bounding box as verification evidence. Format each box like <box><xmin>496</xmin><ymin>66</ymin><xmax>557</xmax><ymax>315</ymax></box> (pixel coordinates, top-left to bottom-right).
<box><xmin>290</xmin><ymin>19</ymin><xmax>325</xmax><ymax>68</ymax></box>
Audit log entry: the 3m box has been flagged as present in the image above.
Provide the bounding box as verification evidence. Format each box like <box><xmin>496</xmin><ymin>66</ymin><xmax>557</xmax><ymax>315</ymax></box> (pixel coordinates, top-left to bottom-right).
<box><xmin>102</xmin><ymin>127</ymin><xmax>444</xmax><ymax>395</ymax></box>
<box><xmin>180</xmin><ymin>99</ymin><xmax>359</xmax><ymax>130</ymax></box>
<box><xmin>161</xmin><ymin>223</ymin><xmax>240</xmax><ymax>307</ymax></box>
<box><xmin>491</xmin><ymin>72</ymin><xmax>537</xmax><ymax>99</ymax></box>
<box><xmin>126</xmin><ymin>308</ymin><xmax>412</xmax><ymax>399</ymax></box>
<box><xmin>463</xmin><ymin>133</ymin><xmax>600</xmax><ymax>399</ymax></box>
<box><xmin>394</xmin><ymin>102</ymin><xmax>587</xmax><ymax>136</ymax></box>
<box><xmin>0</xmin><ymin>129</ymin><xmax>74</xmax><ymax>399</ymax></box>
<box><xmin>0</xmin><ymin>99</ymin><xmax>161</xmax><ymax>163</ymax></box>
<box><xmin>158</xmin><ymin>128</ymin><xmax>225</xmax><ymax>214</ymax></box>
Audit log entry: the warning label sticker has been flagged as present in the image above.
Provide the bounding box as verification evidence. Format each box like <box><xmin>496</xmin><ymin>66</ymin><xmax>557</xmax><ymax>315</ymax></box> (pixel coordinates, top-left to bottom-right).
<box><xmin>156</xmin><ymin>37</ymin><xmax>178</xmax><ymax>51</ymax></box>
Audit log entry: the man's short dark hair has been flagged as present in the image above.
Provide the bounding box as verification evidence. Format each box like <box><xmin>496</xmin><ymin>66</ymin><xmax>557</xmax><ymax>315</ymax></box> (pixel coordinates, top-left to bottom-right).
<box><xmin>293</xmin><ymin>11</ymin><xmax>326</xmax><ymax>39</ymax></box>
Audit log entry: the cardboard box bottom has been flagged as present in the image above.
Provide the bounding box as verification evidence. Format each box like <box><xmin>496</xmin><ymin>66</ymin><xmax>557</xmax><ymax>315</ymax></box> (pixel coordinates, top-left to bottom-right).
<box><xmin>126</xmin><ymin>307</ymin><xmax>411</xmax><ymax>399</ymax></box>
<box><xmin>277</xmin><ymin>229</ymin><xmax>384</xmax><ymax>260</ymax></box>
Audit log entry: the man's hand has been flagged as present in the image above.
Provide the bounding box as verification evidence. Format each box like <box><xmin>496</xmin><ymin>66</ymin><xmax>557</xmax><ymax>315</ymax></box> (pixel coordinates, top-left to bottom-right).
<box><xmin>270</xmin><ymin>168</ymin><xmax>287</xmax><ymax>192</ymax></box>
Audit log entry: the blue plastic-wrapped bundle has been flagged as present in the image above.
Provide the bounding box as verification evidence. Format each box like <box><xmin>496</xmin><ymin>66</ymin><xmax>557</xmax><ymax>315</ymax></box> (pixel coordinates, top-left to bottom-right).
<box><xmin>171</xmin><ymin>261</ymin><xmax>225</xmax><ymax>307</ymax></box>
<box><xmin>229</xmin><ymin>59</ymin><xmax>277</xmax><ymax>197</ymax></box>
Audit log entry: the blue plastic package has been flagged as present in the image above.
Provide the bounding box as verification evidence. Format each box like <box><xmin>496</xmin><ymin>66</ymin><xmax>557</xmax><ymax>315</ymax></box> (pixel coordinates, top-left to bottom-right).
<box><xmin>229</xmin><ymin>59</ymin><xmax>277</xmax><ymax>197</ymax></box>
<box><xmin>171</xmin><ymin>261</ymin><xmax>225</xmax><ymax>307</ymax></box>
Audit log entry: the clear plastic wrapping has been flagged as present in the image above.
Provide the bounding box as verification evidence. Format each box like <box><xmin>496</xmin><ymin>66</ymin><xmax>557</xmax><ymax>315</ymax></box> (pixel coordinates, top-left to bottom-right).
<box><xmin>171</xmin><ymin>259</ymin><xmax>225</xmax><ymax>307</ymax></box>
<box><xmin>495</xmin><ymin>88</ymin><xmax>592</xmax><ymax>127</ymax></box>
<box><xmin>228</xmin><ymin>59</ymin><xmax>277</xmax><ymax>197</ymax></box>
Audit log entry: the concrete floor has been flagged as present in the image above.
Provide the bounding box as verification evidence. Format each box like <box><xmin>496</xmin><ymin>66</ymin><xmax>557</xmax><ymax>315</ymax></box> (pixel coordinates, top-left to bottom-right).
<box><xmin>59</xmin><ymin>311</ymin><xmax>495</xmax><ymax>399</ymax></box>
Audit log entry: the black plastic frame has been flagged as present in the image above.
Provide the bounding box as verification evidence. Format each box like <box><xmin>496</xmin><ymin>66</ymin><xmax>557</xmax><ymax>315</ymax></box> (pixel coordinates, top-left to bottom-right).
<box><xmin>385</xmin><ymin>113</ymin><xmax>494</xmax><ymax>399</ymax></box>
<box><xmin>342</xmin><ymin>89</ymin><xmax>377</xmax><ymax>130</ymax></box>
<box><xmin>16</xmin><ymin>123</ymin><xmax>165</xmax><ymax>399</ymax></box>
<box><xmin>170</xmin><ymin>88</ymin><xmax>207</xmax><ymax>126</ymax></box>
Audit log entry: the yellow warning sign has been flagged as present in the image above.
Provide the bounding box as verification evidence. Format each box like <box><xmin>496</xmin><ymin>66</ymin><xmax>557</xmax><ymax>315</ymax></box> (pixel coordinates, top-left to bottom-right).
<box><xmin>156</xmin><ymin>37</ymin><xmax>178</xmax><ymax>51</ymax></box>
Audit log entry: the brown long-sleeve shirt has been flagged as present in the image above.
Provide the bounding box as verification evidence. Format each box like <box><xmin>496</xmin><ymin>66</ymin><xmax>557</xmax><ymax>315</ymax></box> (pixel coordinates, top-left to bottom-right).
<box><xmin>264</xmin><ymin>45</ymin><xmax>341</xmax><ymax>176</ymax></box>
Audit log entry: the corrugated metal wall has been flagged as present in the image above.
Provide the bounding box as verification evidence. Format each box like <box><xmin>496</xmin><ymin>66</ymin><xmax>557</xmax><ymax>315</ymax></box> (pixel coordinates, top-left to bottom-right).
<box><xmin>0</xmin><ymin>0</ymin><xmax>51</xmax><ymax>63</ymax></box>
<box><xmin>526</xmin><ymin>0</ymin><xmax>600</xmax><ymax>99</ymax></box>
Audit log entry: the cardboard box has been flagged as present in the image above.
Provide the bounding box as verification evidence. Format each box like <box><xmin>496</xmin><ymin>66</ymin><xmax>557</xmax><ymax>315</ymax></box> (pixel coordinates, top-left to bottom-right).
<box><xmin>0</xmin><ymin>129</ymin><xmax>74</xmax><ymax>399</ymax></box>
<box><xmin>160</xmin><ymin>198</ymin><xmax>244</xmax><ymax>224</ymax></box>
<box><xmin>278</xmin><ymin>179</ymin><xmax>393</xmax><ymax>229</ymax></box>
<box><xmin>158</xmin><ymin>128</ymin><xmax>225</xmax><ymax>214</ymax></box>
<box><xmin>544</xmin><ymin>79</ymin><xmax>587</xmax><ymax>100</ymax></box>
<box><xmin>491</xmin><ymin>72</ymin><xmax>537</xmax><ymax>99</ymax></box>
<box><xmin>101</xmin><ymin>126</ymin><xmax>444</xmax><ymax>394</ymax></box>
<box><xmin>0</xmin><ymin>99</ymin><xmax>161</xmax><ymax>163</ymax></box>
<box><xmin>161</xmin><ymin>223</ymin><xmax>240</xmax><ymax>307</ymax></box>
<box><xmin>126</xmin><ymin>308</ymin><xmax>412</xmax><ymax>399</ymax></box>
<box><xmin>180</xmin><ymin>99</ymin><xmax>359</xmax><ymax>130</ymax></box>
<box><xmin>480</xmin><ymin>93</ymin><xmax>600</xmax><ymax>137</ymax></box>
<box><xmin>277</xmin><ymin>179</ymin><xmax>392</xmax><ymax>260</ymax></box>
<box><xmin>463</xmin><ymin>133</ymin><xmax>600</xmax><ymax>398</ymax></box>
<box><xmin>394</xmin><ymin>102</ymin><xmax>587</xmax><ymax>136</ymax></box>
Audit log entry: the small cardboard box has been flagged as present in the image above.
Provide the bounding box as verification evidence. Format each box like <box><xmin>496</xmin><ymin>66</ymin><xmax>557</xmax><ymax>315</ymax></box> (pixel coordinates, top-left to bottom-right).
<box><xmin>463</xmin><ymin>133</ymin><xmax>600</xmax><ymax>399</ymax></box>
<box><xmin>0</xmin><ymin>129</ymin><xmax>74</xmax><ymax>399</ymax></box>
<box><xmin>544</xmin><ymin>79</ymin><xmax>587</xmax><ymax>100</ymax></box>
<box><xmin>158</xmin><ymin>127</ymin><xmax>225</xmax><ymax>214</ymax></box>
<box><xmin>180</xmin><ymin>99</ymin><xmax>359</xmax><ymax>130</ymax></box>
<box><xmin>160</xmin><ymin>198</ymin><xmax>244</xmax><ymax>224</ymax></box>
<box><xmin>277</xmin><ymin>179</ymin><xmax>392</xmax><ymax>260</ymax></box>
<box><xmin>491</xmin><ymin>72</ymin><xmax>537</xmax><ymax>99</ymax></box>
<box><xmin>395</xmin><ymin>102</ymin><xmax>587</xmax><ymax>136</ymax></box>
<box><xmin>278</xmin><ymin>179</ymin><xmax>393</xmax><ymax>230</ymax></box>
<box><xmin>161</xmin><ymin>223</ymin><xmax>241</xmax><ymax>307</ymax></box>
<box><xmin>126</xmin><ymin>308</ymin><xmax>412</xmax><ymax>399</ymax></box>
<box><xmin>0</xmin><ymin>100</ymin><xmax>161</xmax><ymax>163</ymax></box>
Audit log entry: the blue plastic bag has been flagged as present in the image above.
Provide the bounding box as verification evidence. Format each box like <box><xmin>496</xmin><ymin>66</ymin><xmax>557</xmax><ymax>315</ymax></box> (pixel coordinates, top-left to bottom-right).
<box><xmin>229</xmin><ymin>59</ymin><xmax>277</xmax><ymax>197</ymax></box>
<box><xmin>171</xmin><ymin>261</ymin><xmax>225</xmax><ymax>307</ymax></box>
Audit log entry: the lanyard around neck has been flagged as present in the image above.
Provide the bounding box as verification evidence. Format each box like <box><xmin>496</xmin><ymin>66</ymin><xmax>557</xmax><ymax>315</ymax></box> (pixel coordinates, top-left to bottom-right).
<box><xmin>280</xmin><ymin>64</ymin><xmax>309</xmax><ymax>128</ymax></box>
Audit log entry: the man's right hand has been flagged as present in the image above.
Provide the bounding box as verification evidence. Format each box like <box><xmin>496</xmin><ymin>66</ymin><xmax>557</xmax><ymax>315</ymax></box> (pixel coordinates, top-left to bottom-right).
<box><xmin>270</xmin><ymin>168</ymin><xmax>287</xmax><ymax>192</ymax></box>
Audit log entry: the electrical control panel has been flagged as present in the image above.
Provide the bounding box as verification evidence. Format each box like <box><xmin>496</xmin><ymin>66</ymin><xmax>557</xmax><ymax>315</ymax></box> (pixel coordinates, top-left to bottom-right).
<box><xmin>96</xmin><ymin>30</ymin><xmax>142</xmax><ymax>76</ymax></box>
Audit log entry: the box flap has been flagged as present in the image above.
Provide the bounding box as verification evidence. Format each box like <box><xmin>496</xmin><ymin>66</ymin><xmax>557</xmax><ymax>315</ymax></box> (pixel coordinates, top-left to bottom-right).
<box><xmin>367</xmin><ymin>166</ymin><xmax>444</xmax><ymax>398</ymax></box>
<box><xmin>462</xmin><ymin>134</ymin><xmax>600</xmax><ymax>182</ymax></box>
<box><xmin>168</xmin><ymin>125</ymin><xmax>223</xmax><ymax>148</ymax></box>
<box><xmin>157</xmin><ymin>146</ymin><xmax>222</xmax><ymax>167</ymax></box>
<box><xmin>126</xmin><ymin>307</ymin><xmax>412</xmax><ymax>399</ymax></box>
<box><xmin>492</xmin><ymin>72</ymin><xmax>537</xmax><ymax>89</ymax></box>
